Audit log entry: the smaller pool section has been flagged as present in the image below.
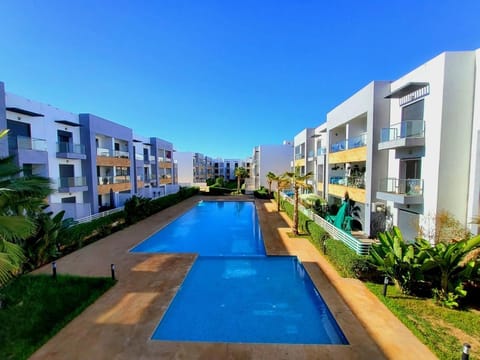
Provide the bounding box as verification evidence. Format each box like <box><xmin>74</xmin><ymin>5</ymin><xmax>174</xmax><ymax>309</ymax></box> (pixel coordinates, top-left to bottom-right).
<box><xmin>131</xmin><ymin>201</ymin><xmax>265</xmax><ymax>256</ymax></box>
<box><xmin>153</xmin><ymin>257</ymin><xmax>348</xmax><ymax>344</ymax></box>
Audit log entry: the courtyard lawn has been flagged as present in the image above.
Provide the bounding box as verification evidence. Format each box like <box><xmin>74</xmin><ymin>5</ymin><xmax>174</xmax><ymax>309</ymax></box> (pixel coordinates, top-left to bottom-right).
<box><xmin>366</xmin><ymin>283</ymin><xmax>480</xmax><ymax>360</ymax></box>
<box><xmin>0</xmin><ymin>274</ymin><xmax>115</xmax><ymax>360</ymax></box>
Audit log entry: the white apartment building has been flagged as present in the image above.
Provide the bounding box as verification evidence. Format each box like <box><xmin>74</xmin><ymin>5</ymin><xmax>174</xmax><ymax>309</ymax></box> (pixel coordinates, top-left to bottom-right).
<box><xmin>0</xmin><ymin>81</ymin><xmax>179</xmax><ymax>219</ymax></box>
<box><xmin>1</xmin><ymin>90</ymin><xmax>91</xmax><ymax>220</ymax></box>
<box><xmin>377</xmin><ymin>50</ymin><xmax>480</xmax><ymax>240</ymax></box>
<box><xmin>176</xmin><ymin>151</ymin><xmax>208</xmax><ymax>186</ymax></box>
<box><xmin>325</xmin><ymin>81</ymin><xmax>391</xmax><ymax>236</ymax></box>
<box><xmin>248</xmin><ymin>142</ymin><xmax>293</xmax><ymax>191</ymax></box>
<box><xmin>293</xmin><ymin>128</ymin><xmax>316</xmax><ymax>178</ymax></box>
<box><xmin>312</xmin><ymin>123</ymin><xmax>328</xmax><ymax>197</ymax></box>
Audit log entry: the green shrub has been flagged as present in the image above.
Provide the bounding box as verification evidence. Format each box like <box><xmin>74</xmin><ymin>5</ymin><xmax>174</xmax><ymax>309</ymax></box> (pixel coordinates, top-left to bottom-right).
<box><xmin>124</xmin><ymin>195</ymin><xmax>153</xmax><ymax>224</ymax></box>
<box><xmin>60</xmin><ymin>211</ymin><xmax>126</xmax><ymax>251</ymax></box>
<box><xmin>207</xmin><ymin>187</ymin><xmax>233</xmax><ymax>195</ymax></box>
<box><xmin>281</xmin><ymin>200</ymin><xmax>372</xmax><ymax>278</ymax></box>
<box><xmin>253</xmin><ymin>187</ymin><xmax>271</xmax><ymax>199</ymax></box>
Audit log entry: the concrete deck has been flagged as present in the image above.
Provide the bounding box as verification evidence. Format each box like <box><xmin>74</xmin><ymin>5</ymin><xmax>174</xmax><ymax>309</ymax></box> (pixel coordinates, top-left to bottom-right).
<box><xmin>31</xmin><ymin>196</ymin><xmax>437</xmax><ymax>359</ymax></box>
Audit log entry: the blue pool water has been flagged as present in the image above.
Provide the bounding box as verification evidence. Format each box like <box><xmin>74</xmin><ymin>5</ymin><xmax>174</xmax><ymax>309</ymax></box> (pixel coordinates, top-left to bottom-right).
<box><xmin>131</xmin><ymin>201</ymin><xmax>265</xmax><ymax>256</ymax></box>
<box><xmin>153</xmin><ymin>256</ymin><xmax>348</xmax><ymax>344</ymax></box>
<box><xmin>132</xmin><ymin>201</ymin><xmax>348</xmax><ymax>344</ymax></box>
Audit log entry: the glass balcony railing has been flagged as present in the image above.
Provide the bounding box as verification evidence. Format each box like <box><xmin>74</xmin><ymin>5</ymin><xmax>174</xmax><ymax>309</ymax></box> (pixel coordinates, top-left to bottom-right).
<box><xmin>317</xmin><ymin>147</ymin><xmax>327</xmax><ymax>156</ymax></box>
<box><xmin>378</xmin><ymin>178</ymin><xmax>423</xmax><ymax>195</ymax></box>
<box><xmin>329</xmin><ymin>176</ymin><xmax>365</xmax><ymax>189</ymax></box>
<box><xmin>97</xmin><ymin>176</ymin><xmax>131</xmax><ymax>185</ymax></box>
<box><xmin>114</xmin><ymin>150</ymin><xmax>129</xmax><ymax>158</ymax></box>
<box><xmin>97</xmin><ymin>147</ymin><xmax>112</xmax><ymax>157</ymax></box>
<box><xmin>58</xmin><ymin>176</ymin><xmax>87</xmax><ymax>188</ymax></box>
<box><xmin>380</xmin><ymin>120</ymin><xmax>425</xmax><ymax>142</ymax></box>
<box><xmin>14</xmin><ymin>136</ymin><xmax>47</xmax><ymax>151</ymax></box>
<box><xmin>295</xmin><ymin>153</ymin><xmax>305</xmax><ymax>160</ymax></box>
<box><xmin>348</xmin><ymin>133</ymin><xmax>367</xmax><ymax>149</ymax></box>
<box><xmin>330</xmin><ymin>140</ymin><xmax>346</xmax><ymax>153</ymax></box>
<box><xmin>57</xmin><ymin>142</ymin><xmax>86</xmax><ymax>154</ymax></box>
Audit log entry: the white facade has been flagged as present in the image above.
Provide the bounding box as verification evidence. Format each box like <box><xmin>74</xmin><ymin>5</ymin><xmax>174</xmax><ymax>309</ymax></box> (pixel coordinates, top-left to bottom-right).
<box><xmin>4</xmin><ymin>92</ymin><xmax>91</xmax><ymax>220</ymax></box>
<box><xmin>175</xmin><ymin>151</ymin><xmax>196</xmax><ymax>186</ymax></box>
<box><xmin>326</xmin><ymin>81</ymin><xmax>391</xmax><ymax>236</ymax></box>
<box><xmin>249</xmin><ymin>143</ymin><xmax>293</xmax><ymax>190</ymax></box>
<box><xmin>378</xmin><ymin>50</ymin><xmax>480</xmax><ymax>240</ymax></box>
<box><xmin>293</xmin><ymin>128</ymin><xmax>316</xmax><ymax>176</ymax></box>
<box><xmin>312</xmin><ymin>123</ymin><xmax>328</xmax><ymax>197</ymax></box>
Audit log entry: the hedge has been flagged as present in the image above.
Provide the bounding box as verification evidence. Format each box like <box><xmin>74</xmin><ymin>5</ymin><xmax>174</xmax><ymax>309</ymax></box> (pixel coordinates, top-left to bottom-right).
<box><xmin>280</xmin><ymin>199</ymin><xmax>379</xmax><ymax>279</ymax></box>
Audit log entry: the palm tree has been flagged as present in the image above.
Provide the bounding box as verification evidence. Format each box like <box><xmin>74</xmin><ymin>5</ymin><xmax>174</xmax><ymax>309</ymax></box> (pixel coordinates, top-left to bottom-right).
<box><xmin>266</xmin><ymin>171</ymin><xmax>276</xmax><ymax>195</ymax></box>
<box><xmin>283</xmin><ymin>168</ymin><xmax>313</xmax><ymax>235</ymax></box>
<box><xmin>266</xmin><ymin>172</ymin><xmax>289</xmax><ymax>212</ymax></box>
<box><xmin>0</xmin><ymin>130</ymin><xmax>52</xmax><ymax>285</ymax></box>
<box><xmin>234</xmin><ymin>166</ymin><xmax>248</xmax><ymax>194</ymax></box>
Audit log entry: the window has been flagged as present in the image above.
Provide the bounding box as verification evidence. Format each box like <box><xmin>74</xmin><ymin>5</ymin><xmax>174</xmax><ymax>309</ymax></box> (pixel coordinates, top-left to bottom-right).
<box><xmin>116</xmin><ymin>167</ymin><xmax>130</xmax><ymax>176</ymax></box>
<box><xmin>402</xmin><ymin>99</ymin><xmax>424</xmax><ymax>121</ymax></box>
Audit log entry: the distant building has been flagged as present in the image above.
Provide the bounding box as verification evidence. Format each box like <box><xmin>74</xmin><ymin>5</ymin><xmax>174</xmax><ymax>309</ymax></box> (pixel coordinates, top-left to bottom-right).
<box><xmin>0</xmin><ymin>81</ymin><xmax>178</xmax><ymax>220</ymax></box>
<box><xmin>247</xmin><ymin>142</ymin><xmax>293</xmax><ymax>191</ymax></box>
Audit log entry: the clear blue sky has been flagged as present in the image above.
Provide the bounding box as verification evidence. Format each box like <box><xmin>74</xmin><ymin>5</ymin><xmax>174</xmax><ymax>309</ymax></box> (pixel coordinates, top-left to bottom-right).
<box><xmin>1</xmin><ymin>1</ymin><xmax>479</xmax><ymax>158</ymax></box>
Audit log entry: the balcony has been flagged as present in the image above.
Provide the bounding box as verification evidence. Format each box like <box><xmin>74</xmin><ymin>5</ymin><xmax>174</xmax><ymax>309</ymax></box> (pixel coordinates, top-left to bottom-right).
<box><xmin>58</xmin><ymin>176</ymin><xmax>88</xmax><ymax>193</ymax></box>
<box><xmin>114</xmin><ymin>150</ymin><xmax>129</xmax><ymax>159</ymax></box>
<box><xmin>376</xmin><ymin>178</ymin><xmax>424</xmax><ymax>205</ymax></box>
<box><xmin>317</xmin><ymin>147</ymin><xmax>327</xmax><ymax>156</ymax></box>
<box><xmin>307</xmin><ymin>150</ymin><xmax>315</xmax><ymax>162</ymax></box>
<box><xmin>144</xmin><ymin>155</ymin><xmax>156</xmax><ymax>164</ymax></box>
<box><xmin>295</xmin><ymin>153</ymin><xmax>305</xmax><ymax>160</ymax></box>
<box><xmin>97</xmin><ymin>147</ymin><xmax>112</xmax><ymax>157</ymax></box>
<box><xmin>378</xmin><ymin>120</ymin><xmax>425</xmax><ymax>150</ymax></box>
<box><xmin>97</xmin><ymin>176</ymin><xmax>131</xmax><ymax>194</ymax></box>
<box><xmin>159</xmin><ymin>161</ymin><xmax>172</xmax><ymax>169</ymax></box>
<box><xmin>348</xmin><ymin>133</ymin><xmax>367</xmax><ymax>149</ymax></box>
<box><xmin>97</xmin><ymin>148</ymin><xmax>130</xmax><ymax>167</ymax></box>
<box><xmin>9</xmin><ymin>135</ymin><xmax>48</xmax><ymax>164</ymax></box>
<box><xmin>328</xmin><ymin>176</ymin><xmax>366</xmax><ymax>203</ymax></box>
<box><xmin>330</xmin><ymin>176</ymin><xmax>365</xmax><ymax>189</ymax></box>
<box><xmin>56</xmin><ymin>142</ymin><xmax>87</xmax><ymax>160</ymax></box>
<box><xmin>330</xmin><ymin>140</ymin><xmax>346</xmax><ymax>153</ymax></box>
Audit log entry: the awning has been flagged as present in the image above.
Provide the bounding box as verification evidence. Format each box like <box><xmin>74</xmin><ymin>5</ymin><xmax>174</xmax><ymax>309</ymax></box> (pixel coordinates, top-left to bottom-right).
<box><xmin>385</xmin><ymin>82</ymin><xmax>429</xmax><ymax>99</ymax></box>
<box><xmin>6</xmin><ymin>107</ymin><xmax>44</xmax><ymax>117</ymax></box>
<box><xmin>55</xmin><ymin>120</ymin><xmax>81</xmax><ymax>127</ymax></box>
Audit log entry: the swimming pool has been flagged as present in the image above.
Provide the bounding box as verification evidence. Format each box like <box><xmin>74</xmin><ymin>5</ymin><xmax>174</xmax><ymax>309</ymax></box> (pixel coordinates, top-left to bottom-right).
<box><xmin>153</xmin><ymin>256</ymin><xmax>348</xmax><ymax>344</ymax></box>
<box><xmin>132</xmin><ymin>201</ymin><xmax>348</xmax><ymax>344</ymax></box>
<box><xmin>131</xmin><ymin>201</ymin><xmax>265</xmax><ymax>256</ymax></box>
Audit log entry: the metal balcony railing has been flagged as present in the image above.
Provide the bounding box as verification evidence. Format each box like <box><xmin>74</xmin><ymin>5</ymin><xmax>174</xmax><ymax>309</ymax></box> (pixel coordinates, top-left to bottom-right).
<box><xmin>380</xmin><ymin>120</ymin><xmax>425</xmax><ymax>142</ymax></box>
<box><xmin>378</xmin><ymin>178</ymin><xmax>423</xmax><ymax>195</ymax></box>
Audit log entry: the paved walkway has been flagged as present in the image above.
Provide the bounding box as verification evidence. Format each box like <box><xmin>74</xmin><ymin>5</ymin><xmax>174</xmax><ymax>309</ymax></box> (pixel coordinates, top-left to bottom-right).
<box><xmin>31</xmin><ymin>196</ymin><xmax>437</xmax><ymax>359</ymax></box>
